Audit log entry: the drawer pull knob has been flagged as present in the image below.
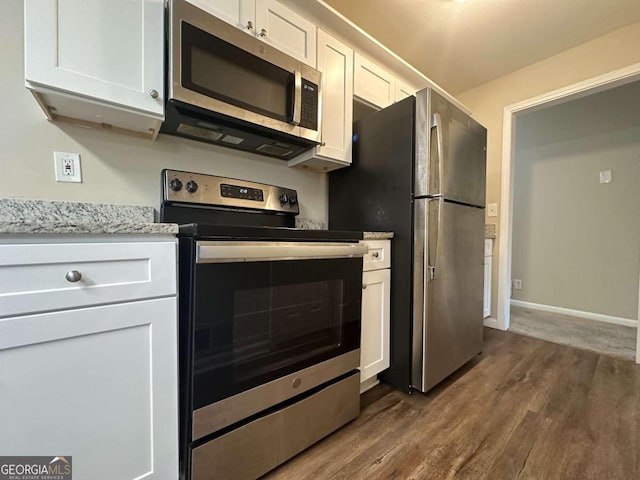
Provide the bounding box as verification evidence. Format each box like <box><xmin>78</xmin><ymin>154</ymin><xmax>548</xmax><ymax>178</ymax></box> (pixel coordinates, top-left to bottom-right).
<box><xmin>65</xmin><ymin>270</ymin><xmax>82</xmax><ymax>283</ymax></box>
<box><xmin>362</xmin><ymin>282</ymin><xmax>367</xmax><ymax>290</ymax></box>
<box><xmin>372</xmin><ymin>251</ymin><xmax>380</xmax><ymax>258</ymax></box>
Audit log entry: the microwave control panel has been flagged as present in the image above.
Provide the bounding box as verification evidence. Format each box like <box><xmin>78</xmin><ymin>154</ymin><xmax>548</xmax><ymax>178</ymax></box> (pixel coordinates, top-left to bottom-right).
<box><xmin>300</xmin><ymin>79</ymin><xmax>319</xmax><ymax>131</ymax></box>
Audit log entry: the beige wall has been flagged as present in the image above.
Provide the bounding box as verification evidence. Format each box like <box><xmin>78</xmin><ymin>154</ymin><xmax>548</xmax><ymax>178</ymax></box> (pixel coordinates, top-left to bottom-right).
<box><xmin>457</xmin><ymin>20</ymin><xmax>640</xmax><ymax>318</ymax></box>
<box><xmin>0</xmin><ymin>0</ymin><xmax>327</xmax><ymax>220</ymax></box>
<box><xmin>512</xmin><ymin>82</ymin><xmax>640</xmax><ymax>319</ymax></box>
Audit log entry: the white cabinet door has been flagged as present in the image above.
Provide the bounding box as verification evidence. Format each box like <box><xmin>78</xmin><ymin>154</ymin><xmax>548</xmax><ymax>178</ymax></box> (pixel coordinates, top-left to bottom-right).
<box><xmin>395</xmin><ymin>79</ymin><xmax>415</xmax><ymax>102</ymax></box>
<box><xmin>187</xmin><ymin>0</ymin><xmax>255</xmax><ymax>32</ymax></box>
<box><xmin>287</xmin><ymin>29</ymin><xmax>352</xmax><ymax>172</ymax></box>
<box><xmin>24</xmin><ymin>0</ymin><xmax>164</xmax><ymax>116</ymax></box>
<box><xmin>0</xmin><ymin>297</ymin><xmax>178</xmax><ymax>480</ymax></box>
<box><xmin>483</xmin><ymin>239</ymin><xmax>493</xmax><ymax>318</ymax></box>
<box><xmin>354</xmin><ymin>53</ymin><xmax>394</xmax><ymax>109</ymax></box>
<box><xmin>360</xmin><ymin>269</ymin><xmax>391</xmax><ymax>383</ymax></box>
<box><xmin>315</xmin><ymin>30</ymin><xmax>353</xmax><ymax>164</ymax></box>
<box><xmin>255</xmin><ymin>0</ymin><xmax>317</xmax><ymax>66</ymax></box>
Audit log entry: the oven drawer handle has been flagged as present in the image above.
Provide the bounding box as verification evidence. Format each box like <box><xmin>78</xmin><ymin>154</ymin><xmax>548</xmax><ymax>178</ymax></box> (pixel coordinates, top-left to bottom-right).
<box><xmin>196</xmin><ymin>241</ymin><xmax>368</xmax><ymax>263</ymax></box>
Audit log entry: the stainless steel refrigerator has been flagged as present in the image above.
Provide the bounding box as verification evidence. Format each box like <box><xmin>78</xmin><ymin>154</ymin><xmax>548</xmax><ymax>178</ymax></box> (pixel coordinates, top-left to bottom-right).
<box><xmin>329</xmin><ymin>88</ymin><xmax>487</xmax><ymax>393</ymax></box>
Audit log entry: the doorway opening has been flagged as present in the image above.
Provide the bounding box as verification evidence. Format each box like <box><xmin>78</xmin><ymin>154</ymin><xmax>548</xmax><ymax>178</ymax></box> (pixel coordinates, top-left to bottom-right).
<box><xmin>496</xmin><ymin>62</ymin><xmax>640</xmax><ymax>362</ymax></box>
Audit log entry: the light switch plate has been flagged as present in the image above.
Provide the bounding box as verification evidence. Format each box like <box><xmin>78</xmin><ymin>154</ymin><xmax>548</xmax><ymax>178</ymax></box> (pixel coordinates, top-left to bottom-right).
<box><xmin>487</xmin><ymin>203</ymin><xmax>498</xmax><ymax>217</ymax></box>
<box><xmin>54</xmin><ymin>152</ymin><xmax>82</xmax><ymax>183</ymax></box>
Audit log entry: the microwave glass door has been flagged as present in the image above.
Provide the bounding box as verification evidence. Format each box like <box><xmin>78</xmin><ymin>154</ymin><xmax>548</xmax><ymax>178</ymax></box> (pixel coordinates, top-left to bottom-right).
<box><xmin>181</xmin><ymin>22</ymin><xmax>293</xmax><ymax>123</ymax></box>
<box><xmin>191</xmin><ymin>257</ymin><xmax>362</xmax><ymax>409</ymax></box>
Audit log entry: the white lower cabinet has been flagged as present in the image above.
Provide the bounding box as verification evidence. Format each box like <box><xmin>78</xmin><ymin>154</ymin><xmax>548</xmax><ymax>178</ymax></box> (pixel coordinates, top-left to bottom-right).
<box><xmin>483</xmin><ymin>238</ymin><xmax>493</xmax><ymax>318</ymax></box>
<box><xmin>0</xmin><ymin>238</ymin><xmax>178</xmax><ymax>480</ymax></box>
<box><xmin>359</xmin><ymin>239</ymin><xmax>391</xmax><ymax>393</ymax></box>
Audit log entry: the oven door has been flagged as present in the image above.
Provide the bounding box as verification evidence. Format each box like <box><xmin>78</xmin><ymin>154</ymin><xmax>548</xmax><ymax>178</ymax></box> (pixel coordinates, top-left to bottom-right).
<box><xmin>190</xmin><ymin>241</ymin><xmax>366</xmax><ymax>439</ymax></box>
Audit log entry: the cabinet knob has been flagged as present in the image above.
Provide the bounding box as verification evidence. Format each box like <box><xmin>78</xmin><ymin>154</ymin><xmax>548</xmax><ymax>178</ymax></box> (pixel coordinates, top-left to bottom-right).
<box><xmin>260</xmin><ymin>28</ymin><xmax>267</xmax><ymax>37</ymax></box>
<box><xmin>362</xmin><ymin>282</ymin><xmax>367</xmax><ymax>290</ymax></box>
<box><xmin>65</xmin><ymin>270</ymin><xmax>82</xmax><ymax>283</ymax></box>
<box><xmin>148</xmin><ymin>89</ymin><xmax>159</xmax><ymax>99</ymax></box>
<box><xmin>372</xmin><ymin>251</ymin><xmax>380</xmax><ymax>258</ymax></box>
<box><xmin>246</xmin><ymin>20</ymin><xmax>253</xmax><ymax>30</ymax></box>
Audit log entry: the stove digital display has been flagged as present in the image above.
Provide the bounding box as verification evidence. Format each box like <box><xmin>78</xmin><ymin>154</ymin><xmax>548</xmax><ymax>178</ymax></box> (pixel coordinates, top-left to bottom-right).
<box><xmin>220</xmin><ymin>184</ymin><xmax>264</xmax><ymax>201</ymax></box>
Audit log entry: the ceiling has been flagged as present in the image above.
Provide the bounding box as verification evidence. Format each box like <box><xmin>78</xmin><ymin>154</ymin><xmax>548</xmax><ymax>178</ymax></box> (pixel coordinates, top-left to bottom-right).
<box><xmin>323</xmin><ymin>0</ymin><xmax>640</xmax><ymax>94</ymax></box>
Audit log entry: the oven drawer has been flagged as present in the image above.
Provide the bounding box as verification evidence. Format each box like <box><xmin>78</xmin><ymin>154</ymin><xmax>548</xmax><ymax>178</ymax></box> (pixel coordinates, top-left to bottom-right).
<box><xmin>191</xmin><ymin>371</ymin><xmax>360</xmax><ymax>480</ymax></box>
<box><xmin>362</xmin><ymin>240</ymin><xmax>391</xmax><ymax>271</ymax></box>
<box><xmin>0</xmin><ymin>241</ymin><xmax>177</xmax><ymax>318</ymax></box>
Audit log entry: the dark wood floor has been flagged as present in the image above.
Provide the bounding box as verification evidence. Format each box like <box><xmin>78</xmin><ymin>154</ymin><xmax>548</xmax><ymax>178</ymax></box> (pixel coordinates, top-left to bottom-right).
<box><xmin>264</xmin><ymin>328</ymin><xmax>640</xmax><ymax>479</ymax></box>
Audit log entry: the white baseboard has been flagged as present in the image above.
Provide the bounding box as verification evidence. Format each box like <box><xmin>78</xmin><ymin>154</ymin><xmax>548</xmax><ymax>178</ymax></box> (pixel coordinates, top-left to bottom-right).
<box><xmin>483</xmin><ymin>316</ymin><xmax>501</xmax><ymax>330</ymax></box>
<box><xmin>510</xmin><ymin>300</ymin><xmax>637</xmax><ymax>328</ymax></box>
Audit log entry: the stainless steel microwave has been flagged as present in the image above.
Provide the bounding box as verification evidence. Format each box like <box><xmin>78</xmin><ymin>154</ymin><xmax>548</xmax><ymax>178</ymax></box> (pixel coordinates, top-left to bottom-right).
<box><xmin>162</xmin><ymin>0</ymin><xmax>322</xmax><ymax>160</ymax></box>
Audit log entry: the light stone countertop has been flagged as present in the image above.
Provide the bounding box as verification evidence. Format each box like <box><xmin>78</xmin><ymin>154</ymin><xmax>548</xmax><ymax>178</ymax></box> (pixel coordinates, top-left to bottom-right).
<box><xmin>485</xmin><ymin>224</ymin><xmax>496</xmax><ymax>239</ymax></box>
<box><xmin>0</xmin><ymin>199</ymin><xmax>178</xmax><ymax>235</ymax></box>
<box><xmin>363</xmin><ymin>231</ymin><xmax>394</xmax><ymax>240</ymax></box>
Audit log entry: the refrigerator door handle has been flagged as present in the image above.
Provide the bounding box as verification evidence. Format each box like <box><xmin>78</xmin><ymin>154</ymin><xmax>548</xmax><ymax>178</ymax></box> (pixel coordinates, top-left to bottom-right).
<box><xmin>431</xmin><ymin>112</ymin><xmax>444</xmax><ymax>196</ymax></box>
<box><xmin>428</xmin><ymin>197</ymin><xmax>442</xmax><ymax>280</ymax></box>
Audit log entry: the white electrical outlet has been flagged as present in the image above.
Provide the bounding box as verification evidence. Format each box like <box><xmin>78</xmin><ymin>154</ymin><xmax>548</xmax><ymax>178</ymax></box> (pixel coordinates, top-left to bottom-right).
<box><xmin>487</xmin><ymin>203</ymin><xmax>498</xmax><ymax>217</ymax></box>
<box><xmin>599</xmin><ymin>169</ymin><xmax>612</xmax><ymax>184</ymax></box>
<box><xmin>513</xmin><ymin>279</ymin><xmax>523</xmax><ymax>290</ymax></box>
<box><xmin>54</xmin><ymin>152</ymin><xmax>82</xmax><ymax>183</ymax></box>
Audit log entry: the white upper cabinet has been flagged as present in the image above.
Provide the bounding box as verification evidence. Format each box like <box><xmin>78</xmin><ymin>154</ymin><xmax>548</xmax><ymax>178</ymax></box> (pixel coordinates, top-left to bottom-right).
<box><xmin>193</xmin><ymin>0</ymin><xmax>316</xmax><ymax>66</ymax></box>
<box><xmin>395</xmin><ymin>78</ymin><xmax>415</xmax><ymax>102</ymax></box>
<box><xmin>188</xmin><ymin>0</ymin><xmax>255</xmax><ymax>33</ymax></box>
<box><xmin>24</xmin><ymin>0</ymin><xmax>164</xmax><ymax>138</ymax></box>
<box><xmin>256</xmin><ymin>0</ymin><xmax>317</xmax><ymax>67</ymax></box>
<box><xmin>354</xmin><ymin>53</ymin><xmax>395</xmax><ymax>109</ymax></box>
<box><xmin>289</xmin><ymin>29</ymin><xmax>352</xmax><ymax>171</ymax></box>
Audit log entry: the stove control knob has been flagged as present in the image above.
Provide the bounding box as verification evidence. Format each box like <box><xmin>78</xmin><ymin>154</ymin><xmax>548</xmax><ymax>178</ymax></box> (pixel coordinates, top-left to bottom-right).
<box><xmin>288</xmin><ymin>195</ymin><xmax>297</xmax><ymax>206</ymax></box>
<box><xmin>185</xmin><ymin>180</ymin><xmax>199</xmax><ymax>193</ymax></box>
<box><xmin>169</xmin><ymin>178</ymin><xmax>183</xmax><ymax>192</ymax></box>
<box><xmin>279</xmin><ymin>193</ymin><xmax>289</xmax><ymax>205</ymax></box>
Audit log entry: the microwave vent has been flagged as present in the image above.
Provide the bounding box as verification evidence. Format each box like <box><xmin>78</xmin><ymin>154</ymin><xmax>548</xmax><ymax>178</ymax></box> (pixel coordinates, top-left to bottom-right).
<box><xmin>256</xmin><ymin>144</ymin><xmax>294</xmax><ymax>157</ymax></box>
<box><xmin>177</xmin><ymin>123</ymin><xmax>223</xmax><ymax>141</ymax></box>
<box><xmin>221</xmin><ymin>134</ymin><xmax>244</xmax><ymax>145</ymax></box>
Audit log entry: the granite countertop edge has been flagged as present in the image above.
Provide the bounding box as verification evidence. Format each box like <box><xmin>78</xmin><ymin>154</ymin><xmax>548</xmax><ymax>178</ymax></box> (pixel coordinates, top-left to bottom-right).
<box><xmin>0</xmin><ymin>198</ymin><xmax>178</xmax><ymax>236</ymax></box>
<box><xmin>363</xmin><ymin>231</ymin><xmax>395</xmax><ymax>240</ymax></box>
<box><xmin>0</xmin><ymin>222</ymin><xmax>179</xmax><ymax>235</ymax></box>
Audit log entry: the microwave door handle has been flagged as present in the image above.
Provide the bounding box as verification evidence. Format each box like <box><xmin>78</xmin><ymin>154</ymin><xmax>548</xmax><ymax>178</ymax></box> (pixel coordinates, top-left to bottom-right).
<box><xmin>292</xmin><ymin>70</ymin><xmax>302</xmax><ymax>125</ymax></box>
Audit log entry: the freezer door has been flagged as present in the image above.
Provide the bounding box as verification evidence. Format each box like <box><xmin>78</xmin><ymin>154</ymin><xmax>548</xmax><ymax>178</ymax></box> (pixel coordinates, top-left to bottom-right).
<box><xmin>412</xmin><ymin>198</ymin><xmax>484</xmax><ymax>392</ymax></box>
<box><xmin>415</xmin><ymin>89</ymin><xmax>487</xmax><ymax>206</ymax></box>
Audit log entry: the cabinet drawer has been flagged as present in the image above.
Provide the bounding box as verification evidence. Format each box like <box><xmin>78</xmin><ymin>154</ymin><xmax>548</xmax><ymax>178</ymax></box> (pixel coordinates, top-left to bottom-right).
<box><xmin>0</xmin><ymin>241</ymin><xmax>177</xmax><ymax>318</ymax></box>
<box><xmin>361</xmin><ymin>239</ymin><xmax>391</xmax><ymax>271</ymax></box>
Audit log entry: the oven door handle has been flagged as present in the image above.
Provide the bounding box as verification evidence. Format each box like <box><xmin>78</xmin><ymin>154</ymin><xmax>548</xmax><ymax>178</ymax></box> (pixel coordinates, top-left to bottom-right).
<box><xmin>196</xmin><ymin>241</ymin><xmax>368</xmax><ymax>263</ymax></box>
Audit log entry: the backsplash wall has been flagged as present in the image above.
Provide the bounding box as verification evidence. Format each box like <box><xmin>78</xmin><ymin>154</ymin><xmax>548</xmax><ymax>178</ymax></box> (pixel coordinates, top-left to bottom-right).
<box><xmin>0</xmin><ymin>0</ymin><xmax>327</xmax><ymax>221</ymax></box>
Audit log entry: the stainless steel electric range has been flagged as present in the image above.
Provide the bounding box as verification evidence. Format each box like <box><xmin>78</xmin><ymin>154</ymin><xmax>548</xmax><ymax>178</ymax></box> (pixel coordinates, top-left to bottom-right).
<box><xmin>160</xmin><ymin>169</ymin><xmax>365</xmax><ymax>480</ymax></box>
